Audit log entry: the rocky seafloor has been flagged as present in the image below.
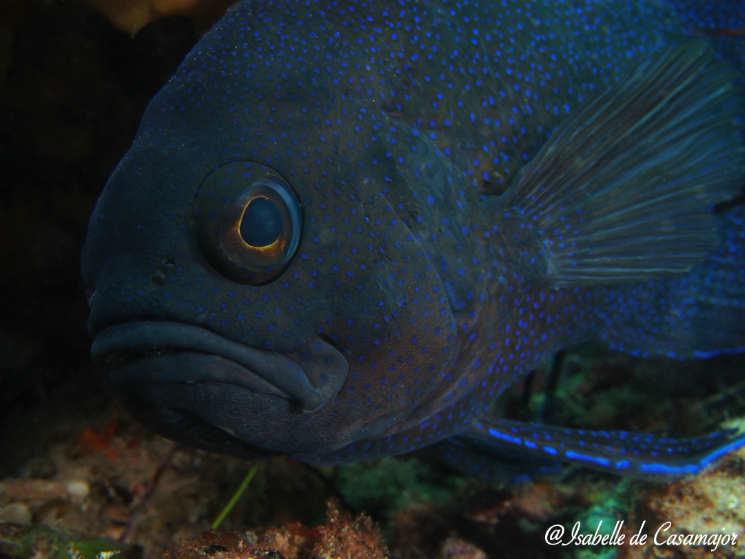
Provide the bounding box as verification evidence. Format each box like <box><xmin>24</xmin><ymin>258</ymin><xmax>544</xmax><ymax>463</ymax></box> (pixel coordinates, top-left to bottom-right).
<box><xmin>1</xmin><ymin>2</ymin><xmax>744</xmax><ymax>558</ymax></box>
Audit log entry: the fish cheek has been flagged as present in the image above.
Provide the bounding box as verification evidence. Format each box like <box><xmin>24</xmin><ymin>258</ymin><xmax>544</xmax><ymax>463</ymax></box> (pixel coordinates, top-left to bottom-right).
<box><xmin>318</xmin><ymin>192</ymin><xmax>461</xmax><ymax>440</ymax></box>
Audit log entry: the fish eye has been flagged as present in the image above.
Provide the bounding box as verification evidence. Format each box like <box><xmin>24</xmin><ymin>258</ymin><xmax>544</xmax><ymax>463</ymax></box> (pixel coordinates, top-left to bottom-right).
<box><xmin>193</xmin><ymin>162</ymin><xmax>302</xmax><ymax>284</ymax></box>
<box><xmin>240</xmin><ymin>197</ymin><xmax>282</xmax><ymax>247</ymax></box>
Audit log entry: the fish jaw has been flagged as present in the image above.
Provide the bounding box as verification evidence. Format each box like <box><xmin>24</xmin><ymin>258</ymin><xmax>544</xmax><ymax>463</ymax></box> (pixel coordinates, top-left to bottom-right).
<box><xmin>90</xmin><ymin>320</ymin><xmax>351</xmax><ymax>453</ymax></box>
<box><xmin>92</xmin><ymin>321</ymin><xmax>348</xmax><ymax>411</ymax></box>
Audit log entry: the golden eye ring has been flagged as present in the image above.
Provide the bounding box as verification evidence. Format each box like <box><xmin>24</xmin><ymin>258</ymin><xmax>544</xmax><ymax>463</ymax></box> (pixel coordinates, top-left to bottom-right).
<box><xmin>193</xmin><ymin>162</ymin><xmax>302</xmax><ymax>285</ymax></box>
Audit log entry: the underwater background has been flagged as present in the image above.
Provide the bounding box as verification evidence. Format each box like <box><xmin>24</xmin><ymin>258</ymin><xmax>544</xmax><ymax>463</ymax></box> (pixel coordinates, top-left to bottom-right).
<box><xmin>1</xmin><ymin>1</ymin><xmax>745</xmax><ymax>558</ymax></box>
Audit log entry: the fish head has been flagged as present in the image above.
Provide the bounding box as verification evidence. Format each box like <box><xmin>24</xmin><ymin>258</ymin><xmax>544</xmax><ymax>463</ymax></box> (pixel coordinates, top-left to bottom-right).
<box><xmin>82</xmin><ymin>6</ymin><xmax>461</xmax><ymax>458</ymax></box>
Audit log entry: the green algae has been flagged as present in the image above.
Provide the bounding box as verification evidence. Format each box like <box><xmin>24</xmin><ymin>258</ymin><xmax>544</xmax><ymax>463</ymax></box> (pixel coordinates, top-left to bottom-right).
<box><xmin>336</xmin><ymin>457</ymin><xmax>467</xmax><ymax>517</ymax></box>
<box><xmin>210</xmin><ymin>463</ymin><xmax>258</xmax><ymax>530</ymax></box>
<box><xmin>0</xmin><ymin>524</ymin><xmax>140</xmax><ymax>559</ymax></box>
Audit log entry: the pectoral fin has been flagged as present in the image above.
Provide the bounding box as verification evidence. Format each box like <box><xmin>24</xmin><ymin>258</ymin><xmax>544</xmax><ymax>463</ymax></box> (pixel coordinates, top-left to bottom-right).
<box><xmin>501</xmin><ymin>41</ymin><xmax>744</xmax><ymax>286</ymax></box>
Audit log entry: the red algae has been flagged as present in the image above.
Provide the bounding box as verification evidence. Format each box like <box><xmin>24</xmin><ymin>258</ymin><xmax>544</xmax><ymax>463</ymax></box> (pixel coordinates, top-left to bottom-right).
<box><xmin>164</xmin><ymin>500</ymin><xmax>388</xmax><ymax>559</ymax></box>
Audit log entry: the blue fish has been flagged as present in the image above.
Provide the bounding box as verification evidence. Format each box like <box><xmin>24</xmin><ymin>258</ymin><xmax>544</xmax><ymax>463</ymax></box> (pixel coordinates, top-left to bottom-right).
<box><xmin>83</xmin><ymin>0</ymin><xmax>745</xmax><ymax>478</ymax></box>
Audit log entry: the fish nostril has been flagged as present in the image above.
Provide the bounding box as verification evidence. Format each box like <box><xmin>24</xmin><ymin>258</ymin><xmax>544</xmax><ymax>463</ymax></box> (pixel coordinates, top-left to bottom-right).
<box><xmin>151</xmin><ymin>258</ymin><xmax>176</xmax><ymax>286</ymax></box>
<box><xmin>151</xmin><ymin>269</ymin><xmax>167</xmax><ymax>286</ymax></box>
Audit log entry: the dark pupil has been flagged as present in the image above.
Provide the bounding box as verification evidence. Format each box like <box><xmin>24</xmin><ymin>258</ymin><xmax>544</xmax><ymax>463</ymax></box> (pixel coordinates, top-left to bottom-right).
<box><xmin>240</xmin><ymin>197</ymin><xmax>282</xmax><ymax>247</ymax></box>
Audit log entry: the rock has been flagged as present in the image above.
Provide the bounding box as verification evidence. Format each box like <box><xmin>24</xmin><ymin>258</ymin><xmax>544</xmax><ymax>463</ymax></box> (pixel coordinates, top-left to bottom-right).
<box><xmin>0</xmin><ymin>523</ymin><xmax>141</xmax><ymax>559</ymax></box>
<box><xmin>0</xmin><ymin>478</ymin><xmax>89</xmax><ymax>506</ymax></box>
<box><xmin>309</xmin><ymin>500</ymin><xmax>388</xmax><ymax>559</ymax></box>
<box><xmin>439</xmin><ymin>536</ymin><xmax>488</xmax><ymax>559</ymax></box>
<box><xmin>640</xmin><ymin>443</ymin><xmax>745</xmax><ymax>557</ymax></box>
<box><xmin>0</xmin><ymin>479</ymin><xmax>69</xmax><ymax>502</ymax></box>
<box><xmin>0</xmin><ymin>502</ymin><xmax>32</xmax><ymax>525</ymax></box>
<box><xmin>164</xmin><ymin>499</ymin><xmax>389</xmax><ymax>559</ymax></box>
<box><xmin>65</xmin><ymin>480</ymin><xmax>90</xmax><ymax>501</ymax></box>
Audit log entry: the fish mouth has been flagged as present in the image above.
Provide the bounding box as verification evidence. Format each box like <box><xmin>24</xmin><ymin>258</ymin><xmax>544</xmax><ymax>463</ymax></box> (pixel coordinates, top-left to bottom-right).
<box><xmin>91</xmin><ymin>321</ymin><xmax>348</xmax><ymax>412</ymax></box>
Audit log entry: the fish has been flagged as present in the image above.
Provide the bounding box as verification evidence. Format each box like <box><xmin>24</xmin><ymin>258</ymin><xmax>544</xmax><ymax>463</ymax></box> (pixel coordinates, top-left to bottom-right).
<box><xmin>82</xmin><ymin>0</ymin><xmax>745</xmax><ymax>478</ymax></box>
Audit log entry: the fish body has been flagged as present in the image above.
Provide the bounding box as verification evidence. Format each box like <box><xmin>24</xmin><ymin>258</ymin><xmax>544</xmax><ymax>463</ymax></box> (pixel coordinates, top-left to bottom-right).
<box><xmin>83</xmin><ymin>0</ymin><xmax>745</xmax><ymax>475</ymax></box>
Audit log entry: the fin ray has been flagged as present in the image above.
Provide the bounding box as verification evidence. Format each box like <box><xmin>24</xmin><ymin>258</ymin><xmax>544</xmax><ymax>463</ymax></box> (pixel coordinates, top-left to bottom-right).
<box><xmin>501</xmin><ymin>41</ymin><xmax>744</xmax><ymax>285</ymax></box>
<box><xmin>600</xmin><ymin>205</ymin><xmax>745</xmax><ymax>358</ymax></box>
<box><xmin>465</xmin><ymin>418</ymin><xmax>745</xmax><ymax>478</ymax></box>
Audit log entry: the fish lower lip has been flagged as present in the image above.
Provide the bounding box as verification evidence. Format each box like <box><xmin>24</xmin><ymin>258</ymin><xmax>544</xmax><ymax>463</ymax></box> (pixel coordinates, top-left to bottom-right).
<box><xmin>91</xmin><ymin>321</ymin><xmax>347</xmax><ymax>411</ymax></box>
